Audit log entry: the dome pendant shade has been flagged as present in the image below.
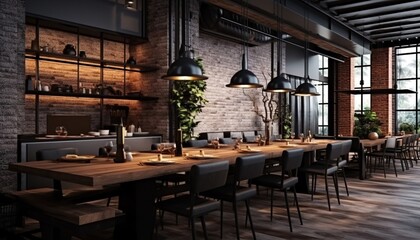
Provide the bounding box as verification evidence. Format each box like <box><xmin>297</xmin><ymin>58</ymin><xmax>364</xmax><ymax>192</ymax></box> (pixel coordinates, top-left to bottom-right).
<box><xmin>264</xmin><ymin>73</ymin><xmax>295</xmax><ymax>92</ymax></box>
<box><xmin>226</xmin><ymin>54</ymin><xmax>263</xmax><ymax>88</ymax></box>
<box><xmin>162</xmin><ymin>49</ymin><xmax>208</xmax><ymax>81</ymax></box>
<box><xmin>294</xmin><ymin>77</ymin><xmax>320</xmax><ymax>96</ymax></box>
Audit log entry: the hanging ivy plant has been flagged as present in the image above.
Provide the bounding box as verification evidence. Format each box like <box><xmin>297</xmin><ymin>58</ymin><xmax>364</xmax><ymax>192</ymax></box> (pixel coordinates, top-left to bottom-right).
<box><xmin>171</xmin><ymin>58</ymin><xmax>208</xmax><ymax>142</ymax></box>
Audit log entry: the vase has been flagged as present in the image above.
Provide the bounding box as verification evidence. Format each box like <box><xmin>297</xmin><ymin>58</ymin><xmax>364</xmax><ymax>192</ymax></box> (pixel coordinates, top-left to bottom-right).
<box><xmin>368</xmin><ymin>132</ymin><xmax>379</xmax><ymax>140</ymax></box>
<box><xmin>264</xmin><ymin>120</ymin><xmax>271</xmax><ymax>145</ymax></box>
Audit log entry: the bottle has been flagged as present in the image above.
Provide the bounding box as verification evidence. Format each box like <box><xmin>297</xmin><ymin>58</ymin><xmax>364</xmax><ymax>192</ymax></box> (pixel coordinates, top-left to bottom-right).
<box><xmin>175</xmin><ymin>128</ymin><xmax>183</xmax><ymax>156</ymax></box>
<box><xmin>308</xmin><ymin>130</ymin><xmax>312</xmax><ymax>142</ymax></box>
<box><xmin>114</xmin><ymin>123</ymin><xmax>126</xmax><ymax>163</ymax></box>
<box><xmin>25</xmin><ymin>75</ymin><xmax>33</xmax><ymax>91</ymax></box>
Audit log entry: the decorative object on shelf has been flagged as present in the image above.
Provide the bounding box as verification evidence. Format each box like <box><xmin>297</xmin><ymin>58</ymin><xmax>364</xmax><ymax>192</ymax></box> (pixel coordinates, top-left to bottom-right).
<box><xmin>226</xmin><ymin>0</ymin><xmax>262</xmax><ymax>88</ymax></box>
<box><xmin>25</xmin><ymin>75</ymin><xmax>34</xmax><ymax>91</ymax></box>
<box><xmin>126</xmin><ymin>56</ymin><xmax>136</xmax><ymax>65</ymax></box>
<box><xmin>171</xmin><ymin>57</ymin><xmax>208</xmax><ymax>142</ymax></box>
<box><xmin>63</xmin><ymin>44</ymin><xmax>76</xmax><ymax>56</ymax></box>
<box><xmin>353</xmin><ymin>110</ymin><xmax>383</xmax><ymax>139</ymax></box>
<box><xmin>162</xmin><ymin>0</ymin><xmax>208</xmax><ymax>81</ymax></box>
<box><xmin>79</xmin><ymin>51</ymin><xmax>86</xmax><ymax>58</ymax></box>
<box><xmin>31</xmin><ymin>38</ymin><xmax>39</xmax><ymax>51</ymax></box>
<box><xmin>114</xmin><ymin>122</ymin><xmax>126</xmax><ymax>163</ymax></box>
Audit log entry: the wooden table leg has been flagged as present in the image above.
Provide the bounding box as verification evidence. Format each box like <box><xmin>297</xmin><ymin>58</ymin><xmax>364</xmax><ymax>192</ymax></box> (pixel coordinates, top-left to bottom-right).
<box><xmin>116</xmin><ymin>179</ymin><xmax>157</xmax><ymax>240</ymax></box>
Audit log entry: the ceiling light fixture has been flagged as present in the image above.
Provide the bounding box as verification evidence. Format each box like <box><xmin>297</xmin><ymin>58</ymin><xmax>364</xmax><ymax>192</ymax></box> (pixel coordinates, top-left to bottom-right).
<box><xmin>264</xmin><ymin>0</ymin><xmax>294</xmax><ymax>93</ymax></box>
<box><xmin>226</xmin><ymin>0</ymin><xmax>262</xmax><ymax>88</ymax></box>
<box><xmin>294</xmin><ymin>5</ymin><xmax>320</xmax><ymax>97</ymax></box>
<box><xmin>162</xmin><ymin>0</ymin><xmax>208</xmax><ymax>81</ymax></box>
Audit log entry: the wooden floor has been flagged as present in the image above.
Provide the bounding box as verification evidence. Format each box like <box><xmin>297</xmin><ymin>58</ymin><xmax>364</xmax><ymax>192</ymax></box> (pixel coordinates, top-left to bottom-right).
<box><xmin>7</xmin><ymin>163</ymin><xmax>420</xmax><ymax>240</ymax></box>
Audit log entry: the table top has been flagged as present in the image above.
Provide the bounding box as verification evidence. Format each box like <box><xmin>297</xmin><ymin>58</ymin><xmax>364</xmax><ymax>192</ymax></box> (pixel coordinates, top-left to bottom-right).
<box><xmin>9</xmin><ymin>139</ymin><xmax>338</xmax><ymax>187</ymax></box>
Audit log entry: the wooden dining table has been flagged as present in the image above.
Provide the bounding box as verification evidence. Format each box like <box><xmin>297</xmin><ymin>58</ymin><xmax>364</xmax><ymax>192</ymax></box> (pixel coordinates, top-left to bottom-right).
<box><xmin>9</xmin><ymin>139</ymin><xmax>338</xmax><ymax>240</ymax></box>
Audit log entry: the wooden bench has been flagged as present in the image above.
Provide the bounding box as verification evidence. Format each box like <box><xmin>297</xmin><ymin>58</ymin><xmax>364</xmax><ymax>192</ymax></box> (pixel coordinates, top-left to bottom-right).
<box><xmin>8</xmin><ymin>188</ymin><xmax>124</xmax><ymax>240</ymax></box>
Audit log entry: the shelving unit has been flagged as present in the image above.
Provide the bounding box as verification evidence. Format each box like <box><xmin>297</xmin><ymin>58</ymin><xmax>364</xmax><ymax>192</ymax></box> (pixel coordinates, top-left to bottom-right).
<box><xmin>25</xmin><ymin>16</ymin><xmax>160</xmax><ymax>133</ymax></box>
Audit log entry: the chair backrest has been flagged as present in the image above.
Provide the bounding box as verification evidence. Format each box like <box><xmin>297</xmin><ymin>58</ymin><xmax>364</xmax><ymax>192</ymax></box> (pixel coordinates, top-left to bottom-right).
<box><xmin>189</xmin><ymin>161</ymin><xmax>229</xmax><ymax>194</ymax></box>
<box><xmin>219</xmin><ymin>137</ymin><xmax>234</xmax><ymax>144</ymax></box>
<box><xmin>336</xmin><ymin>136</ymin><xmax>361</xmax><ymax>153</ymax></box>
<box><xmin>36</xmin><ymin>148</ymin><xmax>78</xmax><ymax>161</ymax></box>
<box><xmin>235</xmin><ymin>154</ymin><xmax>266</xmax><ymax>182</ymax></box>
<box><xmin>340</xmin><ymin>140</ymin><xmax>353</xmax><ymax>160</ymax></box>
<box><xmin>326</xmin><ymin>142</ymin><xmax>343</xmax><ymax>162</ymax></box>
<box><xmin>385</xmin><ymin>137</ymin><xmax>397</xmax><ymax>149</ymax></box>
<box><xmin>186</xmin><ymin>139</ymin><xmax>209</xmax><ymax>148</ymax></box>
<box><xmin>282</xmin><ymin>149</ymin><xmax>304</xmax><ymax>172</ymax></box>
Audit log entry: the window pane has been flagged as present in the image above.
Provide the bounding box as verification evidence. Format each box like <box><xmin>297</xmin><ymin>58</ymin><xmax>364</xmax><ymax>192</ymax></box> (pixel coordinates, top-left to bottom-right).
<box><xmin>397</xmin><ymin>47</ymin><xmax>416</xmax><ymax>54</ymax></box>
<box><xmin>363</xmin><ymin>66</ymin><xmax>371</xmax><ymax>87</ymax></box>
<box><xmin>354</xmin><ymin>56</ymin><xmax>361</xmax><ymax>66</ymax></box>
<box><xmin>354</xmin><ymin>67</ymin><xmax>362</xmax><ymax>87</ymax></box>
<box><xmin>397</xmin><ymin>111</ymin><xmax>416</xmax><ymax>128</ymax></box>
<box><xmin>397</xmin><ymin>80</ymin><xmax>416</xmax><ymax>109</ymax></box>
<box><xmin>324</xmin><ymin>57</ymin><xmax>328</xmax><ymax>68</ymax></box>
<box><xmin>397</xmin><ymin>54</ymin><xmax>416</xmax><ymax>79</ymax></box>
<box><xmin>363</xmin><ymin>54</ymin><xmax>370</xmax><ymax>65</ymax></box>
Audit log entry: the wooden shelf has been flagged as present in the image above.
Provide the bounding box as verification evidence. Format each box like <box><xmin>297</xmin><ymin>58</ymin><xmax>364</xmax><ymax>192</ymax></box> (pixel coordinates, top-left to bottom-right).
<box><xmin>25</xmin><ymin>49</ymin><xmax>159</xmax><ymax>73</ymax></box>
<box><xmin>25</xmin><ymin>90</ymin><xmax>158</xmax><ymax>101</ymax></box>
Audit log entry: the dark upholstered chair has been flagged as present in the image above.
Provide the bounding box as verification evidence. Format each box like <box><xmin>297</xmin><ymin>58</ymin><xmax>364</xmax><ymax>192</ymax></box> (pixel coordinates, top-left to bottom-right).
<box><xmin>366</xmin><ymin>137</ymin><xmax>398</xmax><ymax>178</ymax></box>
<box><xmin>301</xmin><ymin>142</ymin><xmax>342</xmax><ymax>211</ymax></box>
<box><xmin>202</xmin><ymin>154</ymin><xmax>266</xmax><ymax>240</ymax></box>
<box><xmin>156</xmin><ymin>161</ymin><xmax>229</xmax><ymax>240</ymax></box>
<box><xmin>250</xmin><ymin>149</ymin><xmax>304</xmax><ymax>232</ymax></box>
<box><xmin>186</xmin><ymin>139</ymin><xmax>209</xmax><ymax>148</ymax></box>
<box><xmin>219</xmin><ymin>137</ymin><xmax>234</xmax><ymax>145</ymax></box>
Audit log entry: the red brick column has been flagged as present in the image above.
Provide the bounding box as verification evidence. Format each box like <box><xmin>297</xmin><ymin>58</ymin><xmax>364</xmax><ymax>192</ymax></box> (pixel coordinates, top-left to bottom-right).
<box><xmin>336</xmin><ymin>58</ymin><xmax>355</xmax><ymax>136</ymax></box>
<box><xmin>371</xmin><ymin>48</ymin><xmax>392</xmax><ymax>135</ymax></box>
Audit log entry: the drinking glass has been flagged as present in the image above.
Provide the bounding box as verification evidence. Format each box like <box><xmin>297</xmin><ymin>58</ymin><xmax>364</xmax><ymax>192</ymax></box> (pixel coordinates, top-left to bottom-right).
<box><xmin>299</xmin><ymin>133</ymin><xmax>305</xmax><ymax>142</ymax></box>
<box><xmin>105</xmin><ymin>141</ymin><xmax>113</xmax><ymax>160</ymax></box>
<box><xmin>291</xmin><ymin>132</ymin><xmax>295</xmax><ymax>142</ymax></box>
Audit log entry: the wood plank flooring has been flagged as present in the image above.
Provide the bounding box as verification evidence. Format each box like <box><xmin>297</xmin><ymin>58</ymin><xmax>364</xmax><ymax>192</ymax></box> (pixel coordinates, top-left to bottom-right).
<box><xmin>9</xmin><ymin>164</ymin><xmax>420</xmax><ymax>240</ymax></box>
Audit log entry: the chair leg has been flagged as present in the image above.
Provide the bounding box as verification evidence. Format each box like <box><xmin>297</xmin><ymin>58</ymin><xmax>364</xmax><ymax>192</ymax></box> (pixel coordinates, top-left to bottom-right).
<box><xmin>270</xmin><ymin>188</ymin><xmax>274</xmax><ymax>221</ymax></box>
<box><xmin>245</xmin><ymin>200</ymin><xmax>257</xmax><ymax>240</ymax></box>
<box><xmin>311</xmin><ymin>174</ymin><xmax>315</xmax><ymax>201</ymax></box>
<box><xmin>332</xmin><ymin>173</ymin><xmax>340</xmax><ymax>205</ymax></box>
<box><xmin>220</xmin><ymin>200</ymin><xmax>224</xmax><ymax>239</ymax></box>
<box><xmin>324</xmin><ymin>175</ymin><xmax>331</xmax><ymax>211</ymax></box>
<box><xmin>233</xmin><ymin>201</ymin><xmax>240</xmax><ymax>240</ymax></box>
<box><xmin>200</xmin><ymin>216</ymin><xmax>209</xmax><ymax>240</ymax></box>
<box><xmin>293</xmin><ymin>186</ymin><xmax>303</xmax><ymax>225</ymax></box>
<box><xmin>191</xmin><ymin>217</ymin><xmax>196</xmax><ymax>240</ymax></box>
<box><xmin>284</xmin><ymin>190</ymin><xmax>292</xmax><ymax>232</ymax></box>
<box><xmin>341</xmin><ymin>169</ymin><xmax>349</xmax><ymax>196</ymax></box>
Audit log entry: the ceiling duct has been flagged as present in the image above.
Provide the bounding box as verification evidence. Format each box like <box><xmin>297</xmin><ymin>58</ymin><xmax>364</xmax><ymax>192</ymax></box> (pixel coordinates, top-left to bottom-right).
<box><xmin>199</xmin><ymin>2</ymin><xmax>272</xmax><ymax>46</ymax></box>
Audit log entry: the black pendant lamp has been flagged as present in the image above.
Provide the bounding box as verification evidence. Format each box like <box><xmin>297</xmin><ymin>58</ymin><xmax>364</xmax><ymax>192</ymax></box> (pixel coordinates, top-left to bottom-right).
<box><xmin>162</xmin><ymin>0</ymin><xmax>208</xmax><ymax>81</ymax></box>
<box><xmin>265</xmin><ymin>42</ymin><xmax>294</xmax><ymax>92</ymax></box>
<box><xmin>265</xmin><ymin>0</ymin><xmax>293</xmax><ymax>93</ymax></box>
<box><xmin>226</xmin><ymin>54</ymin><xmax>263</xmax><ymax>88</ymax></box>
<box><xmin>294</xmin><ymin>7</ymin><xmax>319</xmax><ymax>97</ymax></box>
<box><xmin>226</xmin><ymin>0</ymin><xmax>262</xmax><ymax>89</ymax></box>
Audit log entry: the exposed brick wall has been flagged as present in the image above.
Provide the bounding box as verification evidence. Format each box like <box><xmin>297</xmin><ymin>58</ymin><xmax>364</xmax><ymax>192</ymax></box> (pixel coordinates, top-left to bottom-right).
<box><xmin>0</xmin><ymin>0</ymin><xmax>25</xmax><ymax>192</ymax></box>
<box><xmin>371</xmin><ymin>47</ymin><xmax>392</xmax><ymax>135</ymax></box>
<box><xmin>336</xmin><ymin>57</ymin><xmax>355</xmax><ymax>136</ymax></box>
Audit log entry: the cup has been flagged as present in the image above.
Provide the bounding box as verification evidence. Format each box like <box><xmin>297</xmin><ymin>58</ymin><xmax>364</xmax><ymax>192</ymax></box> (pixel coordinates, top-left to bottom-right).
<box><xmin>125</xmin><ymin>152</ymin><xmax>133</xmax><ymax>161</ymax></box>
<box><xmin>42</xmin><ymin>85</ymin><xmax>50</xmax><ymax>92</ymax></box>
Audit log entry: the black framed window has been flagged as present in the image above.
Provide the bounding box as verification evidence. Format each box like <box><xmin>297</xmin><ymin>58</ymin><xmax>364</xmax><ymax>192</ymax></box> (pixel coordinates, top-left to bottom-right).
<box><xmin>354</xmin><ymin>54</ymin><xmax>371</xmax><ymax>113</ymax></box>
<box><xmin>317</xmin><ymin>55</ymin><xmax>329</xmax><ymax>135</ymax></box>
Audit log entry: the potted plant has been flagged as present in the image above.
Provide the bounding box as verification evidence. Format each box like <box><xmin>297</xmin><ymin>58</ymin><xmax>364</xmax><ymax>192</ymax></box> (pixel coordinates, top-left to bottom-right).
<box><xmin>171</xmin><ymin>58</ymin><xmax>208</xmax><ymax>143</ymax></box>
<box><xmin>353</xmin><ymin>110</ymin><xmax>383</xmax><ymax>139</ymax></box>
<box><xmin>399</xmin><ymin>122</ymin><xmax>415</xmax><ymax>133</ymax></box>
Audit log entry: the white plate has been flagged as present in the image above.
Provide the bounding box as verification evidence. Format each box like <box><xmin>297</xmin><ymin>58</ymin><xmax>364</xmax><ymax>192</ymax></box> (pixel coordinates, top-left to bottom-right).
<box><xmin>142</xmin><ymin>159</ymin><xmax>175</xmax><ymax>165</ymax></box>
<box><xmin>239</xmin><ymin>149</ymin><xmax>262</xmax><ymax>153</ymax></box>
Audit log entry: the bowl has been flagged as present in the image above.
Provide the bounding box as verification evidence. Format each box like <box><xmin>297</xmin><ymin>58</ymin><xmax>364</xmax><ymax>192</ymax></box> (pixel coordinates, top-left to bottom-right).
<box><xmin>88</xmin><ymin>131</ymin><xmax>100</xmax><ymax>136</ymax></box>
<box><xmin>126</xmin><ymin>132</ymin><xmax>133</xmax><ymax>137</ymax></box>
<box><xmin>99</xmin><ymin>129</ymin><xmax>109</xmax><ymax>136</ymax></box>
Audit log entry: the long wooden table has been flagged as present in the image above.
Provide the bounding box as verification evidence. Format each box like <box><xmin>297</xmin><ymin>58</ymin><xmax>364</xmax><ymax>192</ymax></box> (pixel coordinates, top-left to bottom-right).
<box><xmin>9</xmin><ymin>139</ymin><xmax>337</xmax><ymax>240</ymax></box>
